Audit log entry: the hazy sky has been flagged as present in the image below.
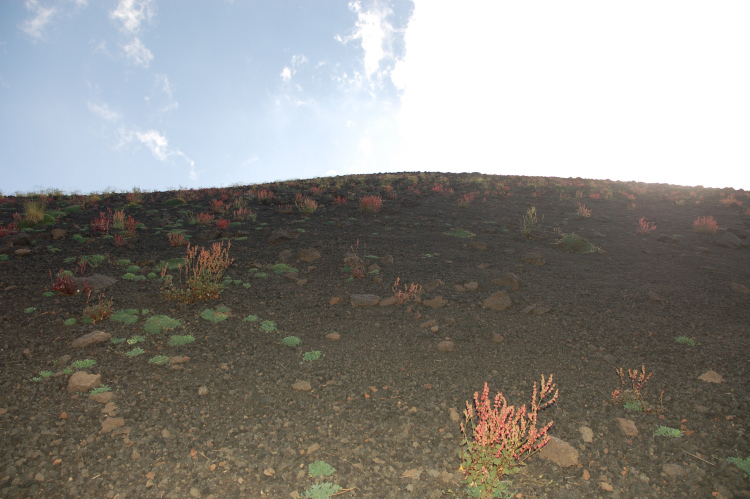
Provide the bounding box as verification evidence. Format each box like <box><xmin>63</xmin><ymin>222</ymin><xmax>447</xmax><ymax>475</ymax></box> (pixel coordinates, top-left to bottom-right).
<box><xmin>2</xmin><ymin>1</ymin><xmax>749</xmax><ymax>194</ymax></box>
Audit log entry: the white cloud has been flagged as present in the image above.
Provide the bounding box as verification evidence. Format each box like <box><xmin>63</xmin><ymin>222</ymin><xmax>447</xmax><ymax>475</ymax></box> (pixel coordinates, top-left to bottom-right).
<box><xmin>87</xmin><ymin>101</ymin><xmax>121</xmax><ymax>122</ymax></box>
<box><xmin>19</xmin><ymin>0</ymin><xmax>58</xmax><ymax>41</ymax></box>
<box><xmin>338</xmin><ymin>1</ymin><xmax>396</xmax><ymax>79</ymax></box>
<box><xmin>110</xmin><ymin>0</ymin><xmax>155</xmax><ymax>67</ymax></box>
<box><xmin>122</xmin><ymin>37</ymin><xmax>153</xmax><ymax>67</ymax></box>
<box><xmin>280</xmin><ymin>54</ymin><xmax>307</xmax><ymax>82</ymax></box>
<box><xmin>153</xmin><ymin>74</ymin><xmax>178</xmax><ymax>112</ymax></box>
<box><xmin>280</xmin><ymin>67</ymin><xmax>292</xmax><ymax>82</ymax></box>
<box><xmin>110</xmin><ymin>0</ymin><xmax>155</xmax><ymax>34</ymax></box>
<box><xmin>118</xmin><ymin>127</ymin><xmax>194</xmax><ymax>168</ymax></box>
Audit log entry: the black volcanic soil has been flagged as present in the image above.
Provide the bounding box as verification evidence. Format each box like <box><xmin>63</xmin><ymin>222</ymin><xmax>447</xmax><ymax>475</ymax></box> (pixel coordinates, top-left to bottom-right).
<box><xmin>1</xmin><ymin>172</ymin><xmax>749</xmax><ymax>499</ymax></box>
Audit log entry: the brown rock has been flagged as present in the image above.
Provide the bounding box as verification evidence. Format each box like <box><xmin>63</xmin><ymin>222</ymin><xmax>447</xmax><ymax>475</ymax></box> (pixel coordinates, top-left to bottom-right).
<box><xmin>423</xmin><ymin>296</ymin><xmax>448</xmax><ymax>308</ymax></box>
<box><xmin>329</xmin><ymin>296</ymin><xmax>341</xmax><ymax>305</ymax></box>
<box><xmin>731</xmin><ymin>282</ymin><xmax>750</xmax><ymax>294</ymax></box>
<box><xmin>423</xmin><ymin>279</ymin><xmax>444</xmax><ymax>292</ymax></box>
<box><xmin>14</xmin><ymin>248</ymin><xmax>31</xmax><ymax>257</ymax></box>
<box><xmin>491</xmin><ymin>333</ymin><xmax>504</xmax><ymax>343</ymax></box>
<box><xmin>350</xmin><ymin>294</ymin><xmax>380</xmax><ymax>307</ymax></box>
<box><xmin>71</xmin><ymin>331</ymin><xmax>112</xmax><ymax>348</ymax></box>
<box><xmin>50</xmin><ymin>229</ymin><xmax>66</xmax><ymax>240</ymax></box>
<box><xmin>169</xmin><ymin>356</ymin><xmax>190</xmax><ymax>364</ymax></box>
<box><xmin>90</xmin><ymin>391</ymin><xmax>116</xmax><ymax>404</ymax></box>
<box><xmin>278</xmin><ymin>249</ymin><xmax>292</xmax><ymax>261</ymax></box>
<box><xmin>492</xmin><ymin>273</ymin><xmax>519</xmax><ymax>290</ymax></box>
<box><xmin>67</xmin><ymin>371</ymin><xmax>101</xmax><ymax>393</ymax></box>
<box><xmin>101</xmin><ymin>417</ymin><xmax>125</xmax><ymax>433</ymax></box>
<box><xmin>582</xmin><ymin>469</ymin><xmax>590</xmax><ymax>481</ymax></box>
<box><xmin>599</xmin><ymin>482</ymin><xmax>613</xmax><ymax>492</ymax></box>
<box><xmin>325</xmin><ymin>332</ymin><xmax>340</xmax><ymax>341</ymax></box>
<box><xmin>420</xmin><ymin>320</ymin><xmax>438</xmax><ymax>329</ymax></box>
<box><xmin>469</xmin><ymin>241</ymin><xmax>487</xmax><ymax>251</ymax></box>
<box><xmin>298</xmin><ymin>248</ymin><xmax>321</xmax><ymax>262</ymax></box>
<box><xmin>616</xmin><ymin>417</ymin><xmax>638</xmax><ymax>437</ymax></box>
<box><xmin>539</xmin><ymin>436</ymin><xmax>579</xmax><ymax>467</ymax></box>
<box><xmin>522</xmin><ymin>252</ymin><xmax>546</xmax><ymax>266</ymax></box>
<box><xmin>482</xmin><ymin>291</ymin><xmax>512</xmax><ymax>311</ymax></box>
<box><xmin>698</xmin><ymin>370</ymin><xmax>724</xmax><ymax>383</ymax></box>
<box><xmin>464</xmin><ymin>281</ymin><xmax>478</xmax><ymax>291</ymax></box>
<box><xmin>477</xmin><ymin>263</ymin><xmax>491</xmax><ymax>269</ymax></box>
<box><xmin>437</xmin><ymin>341</ymin><xmax>454</xmax><ymax>352</ymax></box>
<box><xmin>532</xmin><ymin>306</ymin><xmax>551</xmax><ymax>315</ymax></box>
<box><xmin>453</xmin><ymin>284</ymin><xmax>466</xmax><ymax>292</ymax></box>
<box><xmin>379</xmin><ymin>296</ymin><xmax>398</xmax><ymax>306</ymax></box>
<box><xmin>292</xmin><ymin>380</ymin><xmax>312</xmax><ymax>391</ymax></box>
<box><xmin>268</xmin><ymin>229</ymin><xmax>297</xmax><ymax>245</ymax></box>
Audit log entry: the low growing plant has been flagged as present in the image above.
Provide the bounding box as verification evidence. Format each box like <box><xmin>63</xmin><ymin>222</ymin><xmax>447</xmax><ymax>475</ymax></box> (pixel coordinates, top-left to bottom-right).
<box><xmin>308</xmin><ymin>460</ymin><xmax>336</xmax><ymax>477</ymax></box>
<box><xmin>727</xmin><ymin>456</ymin><xmax>750</xmax><ymax>477</ymax></box>
<box><xmin>301</xmin><ymin>350</ymin><xmax>322</xmax><ymax>363</ymax></box>
<box><xmin>168</xmin><ymin>334</ymin><xmax>195</xmax><ymax>346</ymax></box>
<box><xmin>201</xmin><ymin>307</ymin><xmax>229</xmax><ymax>323</ymax></box>
<box><xmin>281</xmin><ymin>336</ymin><xmax>301</xmax><ymax>347</ymax></box>
<box><xmin>125</xmin><ymin>347</ymin><xmax>145</xmax><ymax>357</ymax></box>
<box><xmin>460</xmin><ymin>376</ymin><xmax>558</xmax><ymax>499</ymax></box>
<box><xmin>693</xmin><ymin>216</ymin><xmax>718</xmax><ymax>235</ymax></box>
<box><xmin>149</xmin><ymin>355</ymin><xmax>170</xmax><ymax>365</ymax></box>
<box><xmin>302</xmin><ymin>483</ymin><xmax>341</xmax><ymax>499</ymax></box>
<box><xmin>160</xmin><ymin>241</ymin><xmax>234</xmax><ymax>303</ymax></box>
<box><xmin>612</xmin><ymin>365</ymin><xmax>653</xmax><ymax>411</ymax></box>
<box><xmin>260</xmin><ymin>320</ymin><xmax>277</xmax><ymax>332</ymax></box>
<box><xmin>675</xmin><ymin>336</ymin><xmax>696</xmax><ymax>346</ymax></box>
<box><xmin>654</xmin><ymin>426</ymin><xmax>682</xmax><ymax>437</ymax></box>
<box><xmin>90</xmin><ymin>385</ymin><xmax>111</xmax><ymax>396</ymax></box>
<box><xmin>144</xmin><ymin>315</ymin><xmax>181</xmax><ymax>335</ymax></box>
<box><xmin>71</xmin><ymin>359</ymin><xmax>96</xmax><ymax>370</ymax></box>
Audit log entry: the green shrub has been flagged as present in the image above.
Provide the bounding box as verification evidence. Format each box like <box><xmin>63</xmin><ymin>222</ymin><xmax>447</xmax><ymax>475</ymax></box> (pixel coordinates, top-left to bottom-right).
<box><xmin>654</xmin><ymin>426</ymin><xmax>682</xmax><ymax>437</ymax></box>
<box><xmin>260</xmin><ymin>320</ymin><xmax>276</xmax><ymax>332</ymax></box>
<box><xmin>111</xmin><ymin>309</ymin><xmax>140</xmax><ymax>324</ymax></box>
<box><xmin>308</xmin><ymin>460</ymin><xmax>336</xmax><ymax>477</ymax></box>
<box><xmin>71</xmin><ymin>359</ymin><xmax>96</xmax><ymax>369</ymax></box>
<box><xmin>561</xmin><ymin>234</ymin><xmax>597</xmax><ymax>254</ymax></box>
<box><xmin>125</xmin><ymin>347</ymin><xmax>145</xmax><ymax>357</ymax></box>
<box><xmin>64</xmin><ymin>318</ymin><xmax>76</xmax><ymax>326</ymax></box>
<box><xmin>90</xmin><ymin>385</ymin><xmax>111</xmax><ymax>395</ymax></box>
<box><xmin>201</xmin><ymin>307</ymin><xmax>229</xmax><ymax>323</ymax></box>
<box><xmin>445</xmin><ymin>229</ymin><xmax>475</xmax><ymax>239</ymax></box>
<box><xmin>301</xmin><ymin>351</ymin><xmax>322</xmax><ymax>363</ymax></box>
<box><xmin>144</xmin><ymin>315</ymin><xmax>181</xmax><ymax>334</ymax></box>
<box><xmin>281</xmin><ymin>336</ymin><xmax>301</xmax><ymax>347</ymax></box>
<box><xmin>149</xmin><ymin>355</ymin><xmax>170</xmax><ymax>365</ymax></box>
<box><xmin>168</xmin><ymin>334</ymin><xmax>195</xmax><ymax>346</ymax></box>
<box><xmin>675</xmin><ymin>336</ymin><xmax>696</xmax><ymax>346</ymax></box>
<box><xmin>127</xmin><ymin>335</ymin><xmax>146</xmax><ymax>345</ymax></box>
<box><xmin>302</xmin><ymin>483</ymin><xmax>341</xmax><ymax>499</ymax></box>
<box><xmin>243</xmin><ymin>314</ymin><xmax>259</xmax><ymax>322</ymax></box>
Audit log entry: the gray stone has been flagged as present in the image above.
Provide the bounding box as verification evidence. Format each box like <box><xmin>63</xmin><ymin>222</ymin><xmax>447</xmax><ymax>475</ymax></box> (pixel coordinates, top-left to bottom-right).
<box><xmin>482</xmin><ymin>291</ymin><xmax>512</xmax><ymax>311</ymax></box>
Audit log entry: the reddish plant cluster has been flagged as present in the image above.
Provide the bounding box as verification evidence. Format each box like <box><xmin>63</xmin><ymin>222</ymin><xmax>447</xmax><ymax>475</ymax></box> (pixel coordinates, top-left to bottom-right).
<box><xmin>49</xmin><ymin>264</ymin><xmax>91</xmax><ymax>295</ymax></box>
<box><xmin>359</xmin><ymin>195</ymin><xmax>382</xmax><ymax>213</ymax></box>
<box><xmin>256</xmin><ymin>189</ymin><xmax>275</xmax><ymax>203</ymax></box>
<box><xmin>113</xmin><ymin>234</ymin><xmax>126</xmax><ymax>247</ymax></box>
<box><xmin>0</xmin><ymin>221</ymin><xmax>19</xmax><ymax>238</ymax></box>
<box><xmin>233</xmin><ymin>207</ymin><xmax>255</xmax><ymax>221</ymax></box>
<box><xmin>160</xmin><ymin>241</ymin><xmax>234</xmax><ymax>303</ymax></box>
<box><xmin>210</xmin><ymin>199</ymin><xmax>228</xmax><ymax>214</ymax></box>
<box><xmin>168</xmin><ymin>232</ymin><xmax>188</xmax><ymax>246</ymax></box>
<box><xmin>83</xmin><ymin>293</ymin><xmax>113</xmax><ymax>323</ymax></box>
<box><xmin>91</xmin><ymin>209</ymin><xmax>113</xmax><ymax>234</ymax></box>
<box><xmin>333</xmin><ymin>196</ymin><xmax>347</xmax><ymax>206</ymax></box>
<box><xmin>458</xmin><ymin>193</ymin><xmax>476</xmax><ymax>207</ymax></box>
<box><xmin>692</xmin><ymin>216</ymin><xmax>718</xmax><ymax>235</ymax></box>
<box><xmin>392</xmin><ymin>277</ymin><xmax>422</xmax><ymax>304</ymax></box>
<box><xmin>122</xmin><ymin>215</ymin><xmax>139</xmax><ymax>237</ymax></box>
<box><xmin>636</xmin><ymin>217</ymin><xmax>657</xmax><ymax>234</ymax></box>
<box><xmin>216</xmin><ymin>218</ymin><xmax>229</xmax><ymax>230</ymax></box>
<box><xmin>196</xmin><ymin>213</ymin><xmax>214</xmax><ymax>226</ymax></box>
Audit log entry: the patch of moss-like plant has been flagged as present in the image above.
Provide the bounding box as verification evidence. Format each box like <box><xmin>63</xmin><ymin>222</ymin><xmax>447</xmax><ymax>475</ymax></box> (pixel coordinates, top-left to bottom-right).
<box><xmin>47</xmin><ymin>245</ymin><xmax>61</xmax><ymax>253</ymax></box>
<box><xmin>0</xmin><ymin>255</ymin><xmax>8</xmax><ymax>262</ymax></box>
<box><xmin>71</xmin><ymin>359</ymin><xmax>96</xmax><ymax>369</ymax></box>
<box><xmin>201</xmin><ymin>307</ymin><xmax>229</xmax><ymax>323</ymax></box>
<box><xmin>62</xmin><ymin>205</ymin><xmax>82</xmax><ymax>214</ymax></box>
<box><xmin>24</xmin><ymin>307</ymin><xmax>36</xmax><ymax>314</ymax></box>
<box><xmin>623</xmin><ymin>400</ymin><xmax>644</xmax><ymax>412</ymax></box>
<box><xmin>72</xmin><ymin>234</ymin><xmax>88</xmax><ymax>243</ymax></box>
<box><xmin>654</xmin><ymin>426</ymin><xmax>683</xmax><ymax>437</ymax></box>
<box><xmin>90</xmin><ymin>385</ymin><xmax>111</xmax><ymax>395</ymax></box>
<box><xmin>302</xmin><ymin>483</ymin><xmax>342</xmax><ymax>499</ymax></box>
<box><xmin>149</xmin><ymin>355</ymin><xmax>170</xmax><ymax>365</ymax></box>
<box><xmin>125</xmin><ymin>347</ymin><xmax>145</xmax><ymax>357</ymax></box>
<box><xmin>561</xmin><ymin>234</ymin><xmax>597</xmax><ymax>254</ymax></box>
<box><xmin>242</xmin><ymin>283</ymin><xmax>251</xmax><ymax>288</ymax></box>
<box><xmin>144</xmin><ymin>315</ymin><xmax>181</xmax><ymax>335</ymax></box>
<box><xmin>301</xmin><ymin>351</ymin><xmax>322</xmax><ymax>364</ymax></box>
<box><xmin>64</xmin><ymin>318</ymin><xmax>76</xmax><ymax>326</ymax></box>
<box><xmin>43</xmin><ymin>291</ymin><xmax>55</xmax><ymax>297</ymax></box>
<box><xmin>111</xmin><ymin>309</ymin><xmax>140</xmax><ymax>324</ymax></box>
<box><xmin>445</xmin><ymin>229</ymin><xmax>475</xmax><ymax>239</ymax></box>
<box><xmin>308</xmin><ymin>460</ymin><xmax>336</xmax><ymax>477</ymax></box>
<box><xmin>80</xmin><ymin>254</ymin><xmax>106</xmax><ymax>267</ymax></box>
<box><xmin>253</xmin><ymin>272</ymin><xmax>268</xmax><ymax>278</ymax></box>
<box><xmin>270</xmin><ymin>263</ymin><xmax>298</xmax><ymax>274</ymax></box>
<box><xmin>39</xmin><ymin>370</ymin><xmax>53</xmax><ymax>379</ymax></box>
<box><xmin>727</xmin><ymin>456</ymin><xmax>750</xmax><ymax>476</ymax></box>
<box><xmin>127</xmin><ymin>335</ymin><xmax>146</xmax><ymax>345</ymax></box>
<box><xmin>125</xmin><ymin>265</ymin><xmax>140</xmax><ymax>273</ymax></box>
<box><xmin>243</xmin><ymin>314</ymin><xmax>259</xmax><ymax>322</ymax></box>
<box><xmin>110</xmin><ymin>337</ymin><xmax>126</xmax><ymax>345</ymax></box>
<box><xmin>675</xmin><ymin>336</ymin><xmax>696</xmax><ymax>346</ymax></box>
<box><xmin>281</xmin><ymin>336</ymin><xmax>301</xmax><ymax>347</ymax></box>
<box><xmin>116</xmin><ymin>259</ymin><xmax>132</xmax><ymax>266</ymax></box>
<box><xmin>168</xmin><ymin>334</ymin><xmax>195</xmax><ymax>346</ymax></box>
<box><xmin>260</xmin><ymin>320</ymin><xmax>277</xmax><ymax>332</ymax></box>
<box><xmin>63</xmin><ymin>367</ymin><xmax>74</xmax><ymax>375</ymax></box>
<box><xmin>164</xmin><ymin>198</ymin><xmax>187</xmax><ymax>206</ymax></box>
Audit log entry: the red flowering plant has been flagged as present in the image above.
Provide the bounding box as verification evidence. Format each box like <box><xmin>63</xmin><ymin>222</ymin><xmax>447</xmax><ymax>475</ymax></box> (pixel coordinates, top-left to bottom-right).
<box><xmin>160</xmin><ymin>241</ymin><xmax>233</xmax><ymax>303</ymax></box>
<box><xmin>692</xmin><ymin>216</ymin><xmax>718</xmax><ymax>235</ymax></box>
<box><xmin>0</xmin><ymin>221</ymin><xmax>19</xmax><ymax>238</ymax></box>
<box><xmin>460</xmin><ymin>376</ymin><xmax>558</xmax><ymax>498</ymax></box>
<box><xmin>49</xmin><ymin>263</ymin><xmax>92</xmax><ymax>296</ymax></box>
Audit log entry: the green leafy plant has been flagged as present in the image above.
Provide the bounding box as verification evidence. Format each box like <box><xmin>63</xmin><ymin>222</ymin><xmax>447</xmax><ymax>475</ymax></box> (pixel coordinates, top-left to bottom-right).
<box><xmin>160</xmin><ymin>241</ymin><xmax>234</xmax><ymax>303</ymax></box>
<box><xmin>71</xmin><ymin>359</ymin><xmax>97</xmax><ymax>369</ymax></box>
<box><xmin>39</xmin><ymin>370</ymin><xmax>53</xmax><ymax>379</ymax></box>
<box><xmin>260</xmin><ymin>320</ymin><xmax>277</xmax><ymax>332</ymax></box>
<box><xmin>110</xmin><ymin>337</ymin><xmax>126</xmax><ymax>345</ymax></box>
<box><xmin>201</xmin><ymin>307</ymin><xmax>229</xmax><ymax>323</ymax></box>
<box><xmin>612</xmin><ymin>365</ymin><xmax>653</xmax><ymax>411</ymax></box>
<box><xmin>24</xmin><ymin>307</ymin><xmax>36</xmax><ymax>314</ymax></box>
<box><xmin>560</xmin><ymin>234</ymin><xmax>597</xmax><ymax>254</ymax></box>
<box><xmin>144</xmin><ymin>315</ymin><xmax>181</xmax><ymax>334</ymax></box>
<box><xmin>301</xmin><ymin>351</ymin><xmax>322</xmax><ymax>363</ymax></box>
<box><xmin>127</xmin><ymin>335</ymin><xmax>146</xmax><ymax>345</ymax></box>
<box><xmin>445</xmin><ymin>229</ymin><xmax>475</xmax><ymax>239</ymax></box>
<box><xmin>90</xmin><ymin>385</ymin><xmax>111</xmax><ymax>396</ymax></box>
<box><xmin>125</xmin><ymin>347</ymin><xmax>145</xmax><ymax>357</ymax></box>
<box><xmin>243</xmin><ymin>314</ymin><xmax>259</xmax><ymax>322</ymax></box>
<box><xmin>520</xmin><ymin>206</ymin><xmax>541</xmax><ymax>239</ymax></box>
<box><xmin>64</xmin><ymin>318</ymin><xmax>76</xmax><ymax>326</ymax></box>
<box><xmin>270</xmin><ymin>263</ymin><xmax>297</xmax><ymax>274</ymax></box>
<box><xmin>302</xmin><ymin>483</ymin><xmax>342</xmax><ymax>499</ymax></box>
<box><xmin>460</xmin><ymin>376</ymin><xmax>558</xmax><ymax>499</ymax></box>
<box><xmin>168</xmin><ymin>334</ymin><xmax>195</xmax><ymax>346</ymax></box>
<box><xmin>727</xmin><ymin>456</ymin><xmax>750</xmax><ymax>476</ymax></box>
<box><xmin>149</xmin><ymin>355</ymin><xmax>170</xmax><ymax>365</ymax></box>
<box><xmin>63</xmin><ymin>368</ymin><xmax>74</xmax><ymax>375</ymax></box>
<box><xmin>281</xmin><ymin>336</ymin><xmax>301</xmax><ymax>347</ymax></box>
<box><xmin>111</xmin><ymin>309</ymin><xmax>140</xmax><ymax>324</ymax></box>
<box><xmin>654</xmin><ymin>426</ymin><xmax>682</xmax><ymax>437</ymax></box>
<box><xmin>253</xmin><ymin>272</ymin><xmax>268</xmax><ymax>278</ymax></box>
<box><xmin>308</xmin><ymin>460</ymin><xmax>336</xmax><ymax>477</ymax></box>
<box><xmin>72</xmin><ymin>234</ymin><xmax>88</xmax><ymax>243</ymax></box>
<box><xmin>79</xmin><ymin>254</ymin><xmax>106</xmax><ymax>268</ymax></box>
<box><xmin>623</xmin><ymin>401</ymin><xmax>644</xmax><ymax>412</ymax></box>
<box><xmin>675</xmin><ymin>336</ymin><xmax>696</xmax><ymax>346</ymax></box>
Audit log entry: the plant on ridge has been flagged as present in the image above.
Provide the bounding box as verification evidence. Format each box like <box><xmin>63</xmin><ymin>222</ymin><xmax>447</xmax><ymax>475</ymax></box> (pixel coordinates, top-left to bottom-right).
<box><xmin>160</xmin><ymin>241</ymin><xmax>233</xmax><ymax>303</ymax></box>
<box><xmin>459</xmin><ymin>376</ymin><xmax>558</xmax><ymax>499</ymax></box>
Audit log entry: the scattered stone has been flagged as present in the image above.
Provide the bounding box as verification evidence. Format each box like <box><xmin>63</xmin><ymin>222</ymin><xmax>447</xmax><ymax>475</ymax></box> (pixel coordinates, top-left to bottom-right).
<box><xmin>79</xmin><ymin>274</ymin><xmax>117</xmax><ymax>293</ymax></box>
<box><xmin>437</xmin><ymin>341</ymin><xmax>454</xmax><ymax>352</ymax></box>
<box><xmin>101</xmin><ymin>417</ymin><xmax>125</xmax><ymax>433</ymax></box>
<box><xmin>453</xmin><ymin>284</ymin><xmax>466</xmax><ymax>292</ymax></box>
<box><xmin>464</xmin><ymin>282</ymin><xmax>478</xmax><ymax>291</ymax></box>
<box><xmin>491</xmin><ymin>333</ymin><xmax>504</xmax><ymax>343</ymax></box>
<box><xmin>648</xmin><ymin>291</ymin><xmax>665</xmax><ymax>303</ymax></box>
<box><xmin>131</xmin><ymin>450</ymin><xmax>140</xmax><ymax>461</ymax></box>
<box><xmin>522</xmin><ymin>304</ymin><xmax>536</xmax><ymax>314</ymax></box>
<box><xmin>579</xmin><ymin>426</ymin><xmax>594</xmax><ymax>443</ymax></box>
<box><xmin>477</xmin><ymin>263</ymin><xmax>491</xmax><ymax>269</ymax></box>
<box><xmin>469</xmin><ymin>241</ymin><xmax>487</xmax><ymax>251</ymax></box>
<box><xmin>731</xmin><ymin>282</ymin><xmax>750</xmax><ymax>294</ymax></box>
<box><xmin>268</xmin><ymin>229</ymin><xmax>297</xmax><ymax>245</ymax></box>
<box><xmin>350</xmin><ymin>294</ymin><xmax>380</xmax><ymax>307</ymax></box>
<box><xmin>0</xmin><ymin>408</ymin><xmax>8</xmax><ymax>416</ymax></box>
<box><xmin>71</xmin><ymin>331</ymin><xmax>112</xmax><ymax>348</ymax></box>
<box><xmin>492</xmin><ymin>273</ymin><xmax>519</xmax><ymax>290</ymax></box>
<box><xmin>599</xmin><ymin>481</ymin><xmax>614</xmax><ymax>492</ymax></box>
<box><xmin>379</xmin><ymin>296</ymin><xmax>398</xmax><ymax>306</ymax></box>
<box><xmin>67</xmin><ymin>371</ymin><xmax>101</xmax><ymax>393</ymax></box>
<box><xmin>532</xmin><ymin>306</ymin><xmax>551</xmax><ymax>315</ymax></box>
<box><xmin>482</xmin><ymin>291</ymin><xmax>512</xmax><ymax>311</ymax></box>
<box><xmin>715</xmin><ymin>231</ymin><xmax>742</xmax><ymax>249</ymax></box>
<box><xmin>50</xmin><ymin>229</ymin><xmax>66</xmax><ymax>240</ymax></box>
<box><xmin>161</xmin><ymin>429</ymin><xmax>172</xmax><ymax>439</ymax></box>
<box><xmin>189</xmin><ymin>486</ymin><xmax>201</xmax><ymax>498</ymax></box>
<box><xmin>297</xmin><ymin>248</ymin><xmax>321</xmax><ymax>262</ymax></box>
<box><xmin>423</xmin><ymin>296</ymin><xmax>448</xmax><ymax>308</ymax></box>
<box><xmin>90</xmin><ymin>391</ymin><xmax>116</xmax><ymax>404</ymax></box>
<box><xmin>292</xmin><ymin>380</ymin><xmax>312</xmax><ymax>391</ymax></box>
<box><xmin>278</xmin><ymin>249</ymin><xmax>292</xmax><ymax>261</ymax></box>
<box><xmin>329</xmin><ymin>296</ymin><xmax>341</xmax><ymax>305</ymax></box>
<box><xmin>198</xmin><ymin>386</ymin><xmax>209</xmax><ymax>396</ymax></box>
<box><xmin>169</xmin><ymin>356</ymin><xmax>190</xmax><ymax>365</ymax></box>
<box><xmin>662</xmin><ymin>463</ymin><xmax>686</xmax><ymax>477</ymax></box>
<box><xmin>57</xmin><ymin>354</ymin><xmax>72</xmax><ymax>366</ymax></box>
<box><xmin>306</xmin><ymin>443</ymin><xmax>320</xmax><ymax>454</ymax></box>
<box><xmin>448</xmin><ymin>408</ymin><xmax>460</xmax><ymax>423</ymax></box>
<box><xmin>694</xmin><ymin>246</ymin><xmax>710</xmax><ymax>254</ymax></box>
<box><xmin>539</xmin><ymin>436</ymin><xmax>579</xmax><ymax>467</ymax></box>
<box><xmin>60</xmin><ymin>412</ymin><xmax>68</xmax><ymax>419</ymax></box>
<box><xmin>582</xmin><ymin>469</ymin><xmax>590</xmax><ymax>481</ymax></box>
<box><xmin>34</xmin><ymin>472</ymin><xmax>44</xmax><ymax>482</ymax></box>
<box><xmin>423</xmin><ymin>279</ymin><xmax>444</xmax><ymax>292</ymax></box>
<box><xmin>14</xmin><ymin>248</ymin><xmax>31</xmax><ymax>257</ymax></box>
<box><xmin>698</xmin><ymin>370</ymin><xmax>724</xmax><ymax>383</ymax></box>
<box><xmin>522</xmin><ymin>252</ymin><xmax>546</xmax><ymax>266</ymax></box>
<box><xmin>326</xmin><ymin>332</ymin><xmax>340</xmax><ymax>341</ymax></box>
<box><xmin>420</xmin><ymin>320</ymin><xmax>438</xmax><ymax>329</ymax></box>
<box><xmin>616</xmin><ymin>417</ymin><xmax>638</xmax><ymax>437</ymax></box>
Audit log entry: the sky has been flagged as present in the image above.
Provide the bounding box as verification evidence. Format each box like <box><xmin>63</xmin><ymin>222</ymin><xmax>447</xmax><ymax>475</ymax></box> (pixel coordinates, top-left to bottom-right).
<box><xmin>1</xmin><ymin>0</ymin><xmax>749</xmax><ymax>195</ymax></box>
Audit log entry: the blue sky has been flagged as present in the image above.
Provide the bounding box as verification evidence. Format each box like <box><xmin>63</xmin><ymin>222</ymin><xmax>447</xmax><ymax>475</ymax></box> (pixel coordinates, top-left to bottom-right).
<box><xmin>2</xmin><ymin>1</ymin><xmax>749</xmax><ymax>194</ymax></box>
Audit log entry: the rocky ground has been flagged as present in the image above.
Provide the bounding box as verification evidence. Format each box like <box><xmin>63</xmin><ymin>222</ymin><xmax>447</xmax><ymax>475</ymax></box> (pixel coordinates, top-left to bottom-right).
<box><xmin>1</xmin><ymin>172</ymin><xmax>749</xmax><ymax>499</ymax></box>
